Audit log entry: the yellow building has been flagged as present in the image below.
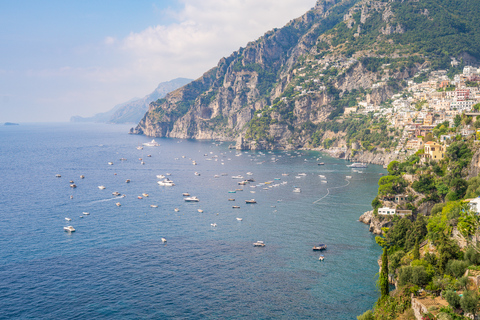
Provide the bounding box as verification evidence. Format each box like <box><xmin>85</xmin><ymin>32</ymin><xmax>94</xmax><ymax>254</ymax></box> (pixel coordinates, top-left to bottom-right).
<box><xmin>423</xmin><ymin>141</ymin><xmax>445</xmax><ymax>160</ymax></box>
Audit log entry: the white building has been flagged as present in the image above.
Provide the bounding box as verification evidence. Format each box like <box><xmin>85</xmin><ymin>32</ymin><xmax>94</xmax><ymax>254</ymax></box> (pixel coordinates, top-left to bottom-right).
<box><xmin>378</xmin><ymin>207</ymin><xmax>396</xmax><ymax>215</ymax></box>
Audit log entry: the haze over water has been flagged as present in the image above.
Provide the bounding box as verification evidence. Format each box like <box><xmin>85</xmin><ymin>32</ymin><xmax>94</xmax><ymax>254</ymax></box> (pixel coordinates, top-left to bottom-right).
<box><xmin>0</xmin><ymin>123</ymin><xmax>383</xmax><ymax>319</ymax></box>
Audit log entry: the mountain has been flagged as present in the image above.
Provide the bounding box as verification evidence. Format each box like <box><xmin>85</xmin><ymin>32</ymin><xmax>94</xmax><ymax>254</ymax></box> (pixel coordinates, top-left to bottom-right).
<box><xmin>71</xmin><ymin>78</ymin><xmax>192</xmax><ymax>124</ymax></box>
<box><xmin>131</xmin><ymin>0</ymin><xmax>480</xmax><ymax>149</ymax></box>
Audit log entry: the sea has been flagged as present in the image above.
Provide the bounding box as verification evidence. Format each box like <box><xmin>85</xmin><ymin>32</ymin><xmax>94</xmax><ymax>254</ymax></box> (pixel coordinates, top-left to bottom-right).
<box><xmin>0</xmin><ymin>123</ymin><xmax>384</xmax><ymax>319</ymax></box>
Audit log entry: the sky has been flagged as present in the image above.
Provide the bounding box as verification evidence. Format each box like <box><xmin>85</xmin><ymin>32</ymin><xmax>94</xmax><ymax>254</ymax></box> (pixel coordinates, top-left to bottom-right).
<box><xmin>0</xmin><ymin>0</ymin><xmax>316</xmax><ymax>123</ymax></box>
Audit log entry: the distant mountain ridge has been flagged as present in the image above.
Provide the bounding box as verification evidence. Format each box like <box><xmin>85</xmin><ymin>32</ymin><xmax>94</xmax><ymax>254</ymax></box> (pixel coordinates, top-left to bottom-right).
<box><xmin>71</xmin><ymin>78</ymin><xmax>192</xmax><ymax>124</ymax></box>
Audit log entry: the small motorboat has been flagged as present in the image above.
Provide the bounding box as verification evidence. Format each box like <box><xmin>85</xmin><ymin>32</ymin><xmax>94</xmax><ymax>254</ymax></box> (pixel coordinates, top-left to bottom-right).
<box><xmin>70</xmin><ymin>184</ymin><xmax>77</xmax><ymax>188</ymax></box>
<box><xmin>253</xmin><ymin>241</ymin><xmax>265</xmax><ymax>247</ymax></box>
<box><xmin>228</xmin><ymin>190</ymin><xmax>236</xmax><ymax>193</ymax></box>
<box><xmin>138</xmin><ymin>196</ymin><xmax>143</xmax><ymax>199</ymax></box>
<box><xmin>245</xmin><ymin>199</ymin><xmax>257</xmax><ymax>204</ymax></box>
<box><xmin>293</xmin><ymin>187</ymin><xmax>301</xmax><ymax>193</ymax></box>
<box><xmin>64</xmin><ymin>226</ymin><xmax>75</xmax><ymax>232</ymax></box>
<box><xmin>198</xmin><ymin>209</ymin><xmax>204</xmax><ymax>213</ymax></box>
<box><xmin>313</xmin><ymin>244</ymin><xmax>327</xmax><ymax>251</ymax></box>
<box><xmin>116</xmin><ymin>202</ymin><xmax>121</xmax><ymax>207</ymax></box>
<box><xmin>182</xmin><ymin>193</ymin><xmax>190</xmax><ymax>196</ymax></box>
<box><xmin>236</xmin><ymin>218</ymin><xmax>243</xmax><ymax>221</ymax></box>
<box><xmin>317</xmin><ymin>162</ymin><xmax>325</xmax><ymax>165</ymax></box>
<box><xmin>184</xmin><ymin>196</ymin><xmax>199</xmax><ymax>202</ymax></box>
<box><xmin>158</xmin><ymin>179</ymin><xmax>175</xmax><ymax>186</ymax></box>
<box><xmin>319</xmin><ymin>255</ymin><xmax>325</xmax><ymax>261</ymax></box>
<box><xmin>112</xmin><ymin>191</ymin><xmax>121</xmax><ymax>196</ymax></box>
<box><xmin>174</xmin><ymin>208</ymin><xmax>180</xmax><ymax>212</ymax></box>
<box><xmin>150</xmin><ymin>205</ymin><xmax>158</xmax><ymax>208</ymax></box>
<box><xmin>65</xmin><ymin>217</ymin><xmax>71</xmax><ymax>221</ymax></box>
<box><xmin>232</xmin><ymin>206</ymin><xmax>240</xmax><ymax>209</ymax></box>
<box><xmin>157</xmin><ymin>175</ymin><xmax>165</xmax><ymax>179</ymax></box>
<box><xmin>228</xmin><ymin>198</ymin><xmax>235</xmax><ymax>201</ymax></box>
<box><xmin>194</xmin><ymin>172</ymin><xmax>201</xmax><ymax>176</ymax></box>
<box><xmin>161</xmin><ymin>237</ymin><xmax>167</xmax><ymax>243</ymax></box>
<box><xmin>80</xmin><ymin>175</ymin><xmax>85</xmax><ymax>179</ymax></box>
<box><xmin>108</xmin><ymin>162</ymin><xmax>113</xmax><ymax>165</ymax></box>
<box><xmin>125</xmin><ymin>179</ymin><xmax>131</xmax><ymax>183</ymax></box>
<box><xmin>211</xmin><ymin>223</ymin><xmax>217</xmax><ymax>227</ymax></box>
<box><xmin>147</xmin><ymin>154</ymin><xmax>151</xmax><ymax>157</ymax></box>
<box><xmin>55</xmin><ymin>174</ymin><xmax>61</xmax><ymax>178</ymax></box>
<box><xmin>142</xmin><ymin>193</ymin><xmax>149</xmax><ymax>197</ymax></box>
<box><xmin>83</xmin><ymin>212</ymin><xmax>90</xmax><ymax>215</ymax></box>
<box><xmin>98</xmin><ymin>185</ymin><xmax>106</xmax><ymax>190</ymax></box>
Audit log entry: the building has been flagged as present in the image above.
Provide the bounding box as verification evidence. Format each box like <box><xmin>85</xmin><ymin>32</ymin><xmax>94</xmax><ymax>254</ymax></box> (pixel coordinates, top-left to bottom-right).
<box><xmin>468</xmin><ymin>198</ymin><xmax>480</xmax><ymax>214</ymax></box>
<box><xmin>423</xmin><ymin>141</ymin><xmax>445</xmax><ymax>160</ymax></box>
<box><xmin>378</xmin><ymin>207</ymin><xmax>396</xmax><ymax>215</ymax></box>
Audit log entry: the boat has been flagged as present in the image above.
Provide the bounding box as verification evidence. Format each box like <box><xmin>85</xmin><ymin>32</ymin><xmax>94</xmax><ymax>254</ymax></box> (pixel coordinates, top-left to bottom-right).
<box><xmin>156</xmin><ymin>174</ymin><xmax>165</xmax><ymax>179</ymax></box>
<box><xmin>98</xmin><ymin>185</ymin><xmax>106</xmax><ymax>190</ymax></box>
<box><xmin>346</xmin><ymin>176</ymin><xmax>352</xmax><ymax>179</ymax></box>
<box><xmin>55</xmin><ymin>174</ymin><xmax>61</xmax><ymax>178</ymax></box>
<box><xmin>282</xmin><ymin>173</ymin><xmax>289</xmax><ymax>176</ymax></box>
<box><xmin>80</xmin><ymin>175</ymin><xmax>85</xmax><ymax>179</ymax></box>
<box><xmin>192</xmin><ymin>161</ymin><xmax>197</xmax><ymax>165</ymax></box>
<box><xmin>198</xmin><ymin>209</ymin><xmax>204</xmax><ymax>213</ymax></box>
<box><xmin>228</xmin><ymin>190</ymin><xmax>236</xmax><ymax>193</ymax></box>
<box><xmin>150</xmin><ymin>205</ymin><xmax>158</xmax><ymax>208</ymax></box>
<box><xmin>174</xmin><ymin>208</ymin><xmax>180</xmax><ymax>212</ymax></box>
<box><xmin>136</xmin><ymin>146</ymin><xmax>143</xmax><ymax>150</ymax></box>
<box><xmin>228</xmin><ymin>198</ymin><xmax>235</xmax><ymax>201</ymax></box>
<box><xmin>211</xmin><ymin>223</ymin><xmax>217</xmax><ymax>227</ymax></box>
<box><xmin>64</xmin><ymin>226</ymin><xmax>75</xmax><ymax>232</ymax></box>
<box><xmin>108</xmin><ymin>162</ymin><xmax>113</xmax><ymax>165</ymax></box>
<box><xmin>138</xmin><ymin>196</ymin><xmax>143</xmax><ymax>199</ymax></box>
<box><xmin>318</xmin><ymin>175</ymin><xmax>326</xmax><ymax>179</ymax></box>
<box><xmin>347</xmin><ymin>162</ymin><xmax>368</xmax><ymax>168</ymax></box>
<box><xmin>182</xmin><ymin>193</ymin><xmax>190</xmax><ymax>196</ymax></box>
<box><xmin>166</xmin><ymin>173</ymin><xmax>171</xmax><ymax>176</ymax></box>
<box><xmin>83</xmin><ymin>212</ymin><xmax>90</xmax><ymax>215</ymax></box>
<box><xmin>147</xmin><ymin>155</ymin><xmax>151</xmax><ymax>157</ymax></box>
<box><xmin>232</xmin><ymin>206</ymin><xmax>240</xmax><ymax>209</ymax></box>
<box><xmin>231</xmin><ymin>175</ymin><xmax>244</xmax><ymax>179</ymax></box>
<box><xmin>253</xmin><ymin>241</ymin><xmax>265</xmax><ymax>247</ymax></box>
<box><xmin>112</xmin><ymin>191</ymin><xmax>121</xmax><ymax>196</ymax></box>
<box><xmin>317</xmin><ymin>162</ymin><xmax>325</xmax><ymax>165</ymax></box>
<box><xmin>246</xmin><ymin>172</ymin><xmax>253</xmax><ymax>175</ymax></box>
<box><xmin>236</xmin><ymin>218</ymin><xmax>243</xmax><ymax>221</ymax></box>
<box><xmin>245</xmin><ymin>199</ymin><xmax>257</xmax><ymax>204</ymax></box>
<box><xmin>142</xmin><ymin>193</ymin><xmax>149</xmax><ymax>197</ymax></box>
<box><xmin>116</xmin><ymin>202</ymin><xmax>121</xmax><ymax>206</ymax></box>
<box><xmin>293</xmin><ymin>187</ymin><xmax>301</xmax><ymax>193</ymax></box>
<box><xmin>161</xmin><ymin>237</ymin><xmax>167</xmax><ymax>243</ymax></box>
<box><xmin>298</xmin><ymin>173</ymin><xmax>307</xmax><ymax>176</ymax></box>
<box><xmin>238</xmin><ymin>180</ymin><xmax>248</xmax><ymax>185</ymax></box>
<box><xmin>319</xmin><ymin>255</ymin><xmax>325</xmax><ymax>261</ymax></box>
<box><xmin>143</xmin><ymin>139</ymin><xmax>160</xmax><ymax>147</ymax></box>
<box><xmin>70</xmin><ymin>184</ymin><xmax>76</xmax><ymax>188</ymax></box>
<box><xmin>125</xmin><ymin>179</ymin><xmax>131</xmax><ymax>183</ymax></box>
<box><xmin>184</xmin><ymin>196</ymin><xmax>199</xmax><ymax>202</ymax></box>
<box><xmin>194</xmin><ymin>172</ymin><xmax>201</xmax><ymax>176</ymax></box>
<box><xmin>157</xmin><ymin>179</ymin><xmax>175</xmax><ymax>186</ymax></box>
<box><xmin>119</xmin><ymin>158</ymin><xmax>127</xmax><ymax>161</ymax></box>
<box><xmin>313</xmin><ymin>244</ymin><xmax>327</xmax><ymax>251</ymax></box>
<box><xmin>65</xmin><ymin>218</ymin><xmax>71</xmax><ymax>221</ymax></box>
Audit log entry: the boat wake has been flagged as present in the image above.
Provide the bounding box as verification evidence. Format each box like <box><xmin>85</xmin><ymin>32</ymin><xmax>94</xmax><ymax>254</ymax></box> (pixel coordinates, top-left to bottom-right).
<box><xmin>90</xmin><ymin>195</ymin><xmax>125</xmax><ymax>204</ymax></box>
<box><xmin>313</xmin><ymin>179</ymin><xmax>351</xmax><ymax>204</ymax></box>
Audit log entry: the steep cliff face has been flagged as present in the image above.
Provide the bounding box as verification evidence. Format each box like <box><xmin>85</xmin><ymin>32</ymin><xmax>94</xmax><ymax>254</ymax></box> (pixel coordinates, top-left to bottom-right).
<box><xmin>132</xmin><ymin>0</ymin><xmax>477</xmax><ymax>150</ymax></box>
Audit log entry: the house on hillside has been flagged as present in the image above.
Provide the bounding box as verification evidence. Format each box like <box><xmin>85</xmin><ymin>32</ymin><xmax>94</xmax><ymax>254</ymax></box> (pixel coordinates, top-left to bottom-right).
<box><xmin>422</xmin><ymin>141</ymin><xmax>445</xmax><ymax>161</ymax></box>
<box><xmin>378</xmin><ymin>207</ymin><xmax>396</xmax><ymax>215</ymax></box>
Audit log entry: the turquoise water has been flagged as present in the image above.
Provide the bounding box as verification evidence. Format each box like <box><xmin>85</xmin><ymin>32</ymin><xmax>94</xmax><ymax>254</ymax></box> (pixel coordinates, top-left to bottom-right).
<box><xmin>0</xmin><ymin>123</ymin><xmax>383</xmax><ymax>319</ymax></box>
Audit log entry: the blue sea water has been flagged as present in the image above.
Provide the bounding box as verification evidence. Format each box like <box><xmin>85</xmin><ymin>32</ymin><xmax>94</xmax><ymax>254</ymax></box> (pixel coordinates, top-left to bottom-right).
<box><xmin>0</xmin><ymin>123</ymin><xmax>384</xmax><ymax>319</ymax></box>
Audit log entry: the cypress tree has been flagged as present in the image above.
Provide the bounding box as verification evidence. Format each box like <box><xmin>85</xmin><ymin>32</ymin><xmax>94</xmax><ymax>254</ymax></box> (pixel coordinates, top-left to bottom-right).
<box><xmin>380</xmin><ymin>247</ymin><xmax>389</xmax><ymax>298</ymax></box>
<box><xmin>413</xmin><ymin>238</ymin><xmax>420</xmax><ymax>260</ymax></box>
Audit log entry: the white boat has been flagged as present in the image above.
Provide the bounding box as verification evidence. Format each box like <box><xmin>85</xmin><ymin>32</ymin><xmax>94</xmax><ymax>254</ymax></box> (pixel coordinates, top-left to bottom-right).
<box><xmin>143</xmin><ymin>139</ymin><xmax>160</xmax><ymax>147</ymax></box>
<box><xmin>182</xmin><ymin>193</ymin><xmax>190</xmax><ymax>196</ymax></box>
<box><xmin>55</xmin><ymin>174</ymin><xmax>61</xmax><ymax>178</ymax></box>
<box><xmin>83</xmin><ymin>212</ymin><xmax>90</xmax><ymax>215</ymax></box>
<box><xmin>157</xmin><ymin>179</ymin><xmax>175</xmax><ymax>186</ymax></box>
<box><xmin>246</xmin><ymin>172</ymin><xmax>253</xmax><ymax>175</ymax></box>
<box><xmin>116</xmin><ymin>202</ymin><xmax>121</xmax><ymax>207</ymax></box>
<box><xmin>136</xmin><ymin>146</ymin><xmax>143</xmax><ymax>150</ymax></box>
<box><xmin>156</xmin><ymin>174</ymin><xmax>165</xmax><ymax>179</ymax></box>
<box><xmin>161</xmin><ymin>237</ymin><xmax>167</xmax><ymax>243</ymax></box>
<box><xmin>298</xmin><ymin>173</ymin><xmax>307</xmax><ymax>176</ymax></box>
<box><xmin>108</xmin><ymin>162</ymin><xmax>113</xmax><ymax>165</ymax></box>
<box><xmin>198</xmin><ymin>209</ymin><xmax>204</xmax><ymax>213</ymax></box>
<box><xmin>319</xmin><ymin>255</ymin><xmax>325</xmax><ymax>261</ymax></box>
<box><xmin>150</xmin><ymin>205</ymin><xmax>158</xmax><ymax>208</ymax></box>
<box><xmin>253</xmin><ymin>241</ymin><xmax>265</xmax><ymax>247</ymax></box>
<box><xmin>184</xmin><ymin>196</ymin><xmax>199</xmax><ymax>202</ymax></box>
<box><xmin>232</xmin><ymin>175</ymin><xmax>244</xmax><ymax>179</ymax></box>
<box><xmin>293</xmin><ymin>187</ymin><xmax>301</xmax><ymax>193</ymax></box>
<box><xmin>210</xmin><ymin>223</ymin><xmax>217</xmax><ymax>227</ymax></box>
<box><xmin>347</xmin><ymin>162</ymin><xmax>368</xmax><ymax>168</ymax></box>
<box><xmin>65</xmin><ymin>218</ymin><xmax>71</xmax><ymax>221</ymax></box>
<box><xmin>174</xmin><ymin>208</ymin><xmax>180</xmax><ymax>212</ymax></box>
<box><xmin>236</xmin><ymin>218</ymin><xmax>243</xmax><ymax>221</ymax></box>
<box><xmin>346</xmin><ymin>176</ymin><xmax>352</xmax><ymax>179</ymax></box>
<box><xmin>195</xmin><ymin>172</ymin><xmax>201</xmax><ymax>176</ymax></box>
<box><xmin>112</xmin><ymin>191</ymin><xmax>121</xmax><ymax>196</ymax></box>
<box><xmin>245</xmin><ymin>199</ymin><xmax>257</xmax><ymax>204</ymax></box>
<box><xmin>64</xmin><ymin>226</ymin><xmax>75</xmax><ymax>232</ymax></box>
<box><xmin>98</xmin><ymin>185</ymin><xmax>106</xmax><ymax>190</ymax></box>
<box><xmin>318</xmin><ymin>175</ymin><xmax>326</xmax><ymax>179</ymax></box>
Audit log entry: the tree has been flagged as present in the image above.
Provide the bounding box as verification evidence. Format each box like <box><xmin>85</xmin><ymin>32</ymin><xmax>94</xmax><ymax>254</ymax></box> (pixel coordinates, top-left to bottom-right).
<box><xmin>444</xmin><ymin>290</ymin><xmax>461</xmax><ymax>310</ymax></box>
<box><xmin>454</xmin><ymin>114</ymin><xmax>462</xmax><ymax>127</ymax></box>
<box><xmin>379</xmin><ymin>247</ymin><xmax>389</xmax><ymax>298</ymax></box>
<box><xmin>413</xmin><ymin>238</ymin><xmax>420</xmax><ymax>260</ymax></box>
<box><xmin>460</xmin><ymin>290</ymin><xmax>479</xmax><ymax>318</ymax></box>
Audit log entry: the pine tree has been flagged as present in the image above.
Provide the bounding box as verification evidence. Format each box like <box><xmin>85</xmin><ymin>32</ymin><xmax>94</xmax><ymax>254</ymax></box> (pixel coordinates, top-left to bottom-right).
<box><xmin>413</xmin><ymin>238</ymin><xmax>420</xmax><ymax>260</ymax></box>
<box><xmin>380</xmin><ymin>247</ymin><xmax>389</xmax><ymax>298</ymax></box>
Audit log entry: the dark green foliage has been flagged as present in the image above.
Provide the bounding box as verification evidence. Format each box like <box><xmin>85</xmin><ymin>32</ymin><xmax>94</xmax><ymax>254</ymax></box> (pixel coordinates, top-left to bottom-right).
<box><xmin>380</xmin><ymin>247</ymin><xmax>389</xmax><ymax>298</ymax></box>
<box><xmin>460</xmin><ymin>290</ymin><xmax>479</xmax><ymax>317</ymax></box>
<box><xmin>385</xmin><ymin>218</ymin><xmax>412</xmax><ymax>249</ymax></box>
<box><xmin>398</xmin><ymin>265</ymin><xmax>429</xmax><ymax>287</ymax></box>
<box><xmin>446</xmin><ymin>260</ymin><xmax>469</xmax><ymax>278</ymax></box>
<box><xmin>413</xmin><ymin>238</ymin><xmax>420</xmax><ymax>261</ymax></box>
<box><xmin>378</xmin><ymin>175</ymin><xmax>407</xmax><ymax>196</ymax></box>
<box><xmin>356</xmin><ymin>310</ymin><xmax>374</xmax><ymax>320</ymax></box>
<box><xmin>444</xmin><ymin>290</ymin><xmax>461</xmax><ymax>310</ymax></box>
<box><xmin>464</xmin><ymin>246</ymin><xmax>480</xmax><ymax>265</ymax></box>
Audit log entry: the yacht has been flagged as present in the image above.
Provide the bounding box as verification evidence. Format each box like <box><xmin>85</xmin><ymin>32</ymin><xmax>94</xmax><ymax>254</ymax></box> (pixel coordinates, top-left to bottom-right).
<box><xmin>347</xmin><ymin>162</ymin><xmax>368</xmax><ymax>168</ymax></box>
<box><xmin>184</xmin><ymin>196</ymin><xmax>199</xmax><ymax>202</ymax></box>
<box><xmin>64</xmin><ymin>226</ymin><xmax>75</xmax><ymax>232</ymax></box>
<box><xmin>158</xmin><ymin>179</ymin><xmax>175</xmax><ymax>186</ymax></box>
<box><xmin>143</xmin><ymin>139</ymin><xmax>160</xmax><ymax>147</ymax></box>
<box><xmin>253</xmin><ymin>241</ymin><xmax>265</xmax><ymax>247</ymax></box>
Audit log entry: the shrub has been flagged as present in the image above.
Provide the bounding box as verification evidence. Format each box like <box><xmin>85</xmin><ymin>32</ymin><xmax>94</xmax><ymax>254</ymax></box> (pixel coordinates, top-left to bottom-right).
<box><xmin>446</xmin><ymin>260</ymin><xmax>469</xmax><ymax>278</ymax></box>
<box><xmin>444</xmin><ymin>290</ymin><xmax>461</xmax><ymax>309</ymax></box>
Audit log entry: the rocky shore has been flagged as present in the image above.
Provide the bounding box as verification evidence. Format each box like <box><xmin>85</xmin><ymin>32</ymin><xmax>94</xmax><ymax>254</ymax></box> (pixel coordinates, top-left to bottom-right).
<box><xmin>359</xmin><ymin>210</ymin><xmax>393</xmax><ymax>235</ymax></box>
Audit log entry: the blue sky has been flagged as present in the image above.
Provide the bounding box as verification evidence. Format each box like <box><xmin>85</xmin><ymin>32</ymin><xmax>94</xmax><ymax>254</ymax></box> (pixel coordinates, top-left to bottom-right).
<box><xmin>0</xmin><ymin>0</ymin><xmax>316</xmax><ymax>122</ymax></box>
